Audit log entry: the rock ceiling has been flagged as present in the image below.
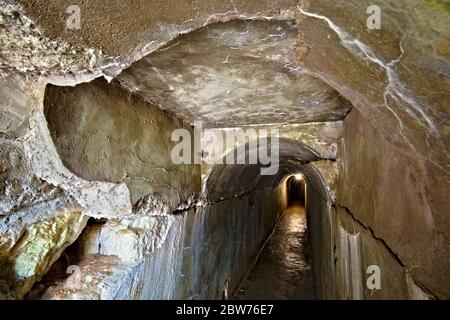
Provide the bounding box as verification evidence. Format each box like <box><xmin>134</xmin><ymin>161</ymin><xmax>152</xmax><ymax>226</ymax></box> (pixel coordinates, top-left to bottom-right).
<box><xmin>116</xmin><ymin>20</ymin><xmax>352</xmax><ymax>127</ymax></box>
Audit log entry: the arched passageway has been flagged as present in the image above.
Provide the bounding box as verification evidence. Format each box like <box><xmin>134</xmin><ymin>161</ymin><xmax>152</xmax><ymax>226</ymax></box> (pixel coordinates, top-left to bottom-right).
<box><xmin>235</xmin><ymin>174</ymin><xmax>314</xmax><ymax>300</ymax></box>
<box><xmin>287</xmin><ymin>174</ymin><xmax>307</xmax><ymax>206</ymax></box>
<box><xmin>203</xmin><ymin>139</ymin><xmax>334</xmax><ymax>299</ymax></box>
<box><xmin>15</xmin><ymin>17</ymin><xmax>344</xmax><ymax>301</ymax></box>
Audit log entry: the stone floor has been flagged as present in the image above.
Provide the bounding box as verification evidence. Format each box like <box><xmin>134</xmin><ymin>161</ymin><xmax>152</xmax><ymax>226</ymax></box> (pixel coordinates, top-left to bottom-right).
<box><xmin>234</xmin><ymin>203</ymin><xmax>316</xmax><ymax>300</ymax></box>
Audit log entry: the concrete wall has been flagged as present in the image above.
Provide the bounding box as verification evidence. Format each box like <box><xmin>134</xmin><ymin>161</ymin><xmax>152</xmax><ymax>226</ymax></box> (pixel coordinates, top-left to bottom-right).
<box><xmin>333</xmin><ymin>108</ymin><xmax>442</xmax><ymax>299</ymax></box>
<box><xmin>179</xmin><ymin>183</ymin><xmax>286</xmax><ymax>299</ymax></box>
<box><xmin>42</xmin><ymin>178</ymin><xmax>288</xmax><ymax>300</ymax></box>
<box><xmin>132</xmin><ymin>176</ymin><xmax>287</xmax><ymax>299</ymax></box>
<box><xmin>301</xmin><ymin>163</ymin><xmax>335</xmax><ymax>300</ymax></box>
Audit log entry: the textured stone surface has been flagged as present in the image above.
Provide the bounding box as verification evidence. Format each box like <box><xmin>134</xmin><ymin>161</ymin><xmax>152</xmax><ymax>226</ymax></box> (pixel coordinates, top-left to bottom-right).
<box><xmin>0</xmin><ymin>140</ymin><xmax>64</xmax><ymax>218</ymax></box>
<box><xmin>0</xmin><ymin>74</ymin><xmax>34</xmax><ymax>135</ymax></box>
<box><xmin>0</xmin><ymin>211</ymin><xmax>87</xmax><ymax>299</ymax></box>
<box><xmin>297</xmin><ymin>0</ymin><xmax>450</xmax><ymax>170</ymax></box>
<box><xmin>0</xmin><ymin>0</ymin><xmax>106</xmax><ymax>79</ymax></box>
<box><xmin>79</xmin><ymin>214</ymin><xmax>174</xmax><ymax>263</ymax></box>
<box><xmin>117</xmin><ymin>21</ymin><xmax>351</xmax><ymax>127</ymax></box>
<box><xmin>17</xmin><ymin>0</ymin><xmax>298</xmax><ymax>59</ymax></box>
<box><xmin>335</xmin><ymin>207</ymin><xmax>432</xmax><ymax>300</ymax></box>
<box><xmin>0</xmin><ymin>0</ymin><xmax>448</xmax><ymax>300</ymax></box>
<box><xmin>44</xmin><ymin>79</ymin><xmax>201</xmax><ymax>206</ymax></box>
<box><xmin>2</xmin><ymin>0</ymin><xmax>299</xmax><ymax>83</ymax></box>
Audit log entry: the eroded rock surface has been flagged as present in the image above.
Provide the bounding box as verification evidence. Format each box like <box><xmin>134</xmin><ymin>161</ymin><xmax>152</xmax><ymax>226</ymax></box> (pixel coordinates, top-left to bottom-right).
<box><xmin>117</xmin><ymin>21</ymin><xmax>352</xmax><ymax>127</ymax></box>
<box><xmin>0</xmin><ymin>0</ymin><xmax>448</xmax><ymax>300</ymax></box>
<box><xmin>0</xmin><ymin>211</ymin><xmax>87</xmax><ymax>299</ymax></box>
<box><xmin>44</xmin><ymin>79</ymin><xmax>201</xmax><ymax>206</ymax></box>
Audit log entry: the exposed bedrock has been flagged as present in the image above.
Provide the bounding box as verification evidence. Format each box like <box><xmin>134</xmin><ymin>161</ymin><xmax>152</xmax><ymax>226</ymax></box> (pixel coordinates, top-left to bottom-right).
<box><xmin>0</xmin><ymin>0</ymin><xmax>448</xmax><ymax>300</ymax></box>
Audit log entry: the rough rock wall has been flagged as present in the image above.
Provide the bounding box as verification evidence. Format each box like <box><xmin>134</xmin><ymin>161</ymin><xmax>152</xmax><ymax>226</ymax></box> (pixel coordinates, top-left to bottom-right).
<box><xmin>44</xmin><ymin>79</ymin><xmax>201</xmax><ymax>206</ymax></box>
<box><xmin>2</xmin><ymin>0</ymin><xmax>298</xmax><ymax>82</ymax></box>
<box><xmin>301</xmin><ymin>163</ymin><xmax>335</xmax><ymax>299</ymax></box>
<box><xmin>335</xmin><ymin>108</ymin><xmax>443</xmax><ymax>299</ymax></box>
<box><xmin>335</xmin><ymin>207</ymin><xmax>431</xmax><ymax>300</ymax></box>
<box><xmin>292</xmin><ymin>0</ymin><xmax>450</xmax><ymax>300</ymax></box>
<box><xmin>17</xmin><ymin>0</ymin><xmax>298</xmax><ymax>62</ymax></box>
<box><xmin>42</xmin><ymin>179</ymin><xmax>287</xmax><ymax>300</ymax></box>
<box><xmin>115</xmin><ymin>20</ymin><xmax>352</xmax><ymax>127</ymax></box>
<box><xmin>0</xmin><ymin>211</ymin><xmax>87</xmax><ymax>299</ymax></box>
<box><xmin>0</xmin><ymin>74</ymin><xmax>132</xmax><ymax>299</ymax></box>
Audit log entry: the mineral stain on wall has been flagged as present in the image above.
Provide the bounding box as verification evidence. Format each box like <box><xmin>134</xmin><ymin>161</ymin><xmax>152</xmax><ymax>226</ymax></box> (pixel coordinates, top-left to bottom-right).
<box><xmin>0</xmin><ymin>0</ymin><xmax>448</xmax><ymax>300</ymax></box>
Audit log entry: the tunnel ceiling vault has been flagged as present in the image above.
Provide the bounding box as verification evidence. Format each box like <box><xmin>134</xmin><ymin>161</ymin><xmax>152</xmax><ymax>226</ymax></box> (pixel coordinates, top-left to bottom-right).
<box><xmin>116</xmin><ymin>20</ymin><xmax>353</xmax><ymax>127</ymax></box>
<box><xmin>206</xmin><ymin>138</ymin><xmax>327</xmax><ymax>201</ymax></box>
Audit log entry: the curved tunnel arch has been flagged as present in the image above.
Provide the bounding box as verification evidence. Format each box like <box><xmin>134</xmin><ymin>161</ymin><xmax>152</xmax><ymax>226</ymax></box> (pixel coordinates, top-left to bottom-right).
<box><xmin>204</xmin><ymin>138</ymin><xmax>335</xmax><ymax>298</ymax></box>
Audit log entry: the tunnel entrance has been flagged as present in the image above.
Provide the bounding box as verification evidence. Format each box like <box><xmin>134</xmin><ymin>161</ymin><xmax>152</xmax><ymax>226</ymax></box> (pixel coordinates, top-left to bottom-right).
<box><xmin>287</xmin><ymin>174</ymin><xmax>307</xmax><ymax>206</ymax></box>
<box><xmin>206</xmin><ymin>140</ymin><xmax>334</xmax><ymax>300</ymax></box>
<box><xmin>234</xmin><ymin>174</ymin><xmax>315</xmax><ymax>300</ymax></box>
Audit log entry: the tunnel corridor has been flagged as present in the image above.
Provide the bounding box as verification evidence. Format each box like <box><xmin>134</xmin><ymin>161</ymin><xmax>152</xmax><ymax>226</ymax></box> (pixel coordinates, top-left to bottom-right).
<box><xmin>235</xmin><ymin>176</ymin><xmax>315</xmax><ymax>300</ymax></box>
<box><xmin>235</xmin><ymin>204</ymin><xmax>315</xmax><ymax>300</ymax></box>
<box><xmin>0</xmin><ymin>1</ymin><xmax>448</xmax><ymax>302</ymax></box>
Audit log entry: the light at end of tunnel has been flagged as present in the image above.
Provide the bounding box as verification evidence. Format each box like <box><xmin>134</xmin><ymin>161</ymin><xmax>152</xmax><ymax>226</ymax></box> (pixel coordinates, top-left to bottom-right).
<box><xmin>294</xmin><ymin>174</ymin><xmax>303</xmax><ymax>181</ymax></box>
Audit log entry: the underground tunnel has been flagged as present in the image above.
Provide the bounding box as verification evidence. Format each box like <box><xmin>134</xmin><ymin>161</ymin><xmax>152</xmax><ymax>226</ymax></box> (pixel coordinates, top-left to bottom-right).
<box><xmin>0</xmin><ymin>0</ymin><xmax>449</xmax><ymax>302</ymax></box>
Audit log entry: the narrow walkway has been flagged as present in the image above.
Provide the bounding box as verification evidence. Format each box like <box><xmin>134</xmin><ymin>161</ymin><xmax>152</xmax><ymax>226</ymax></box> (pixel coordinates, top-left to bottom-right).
<box><xmin>234</xmin><ymin>204</ymin><xmax>316</xmax><ymax>299</ymax></box>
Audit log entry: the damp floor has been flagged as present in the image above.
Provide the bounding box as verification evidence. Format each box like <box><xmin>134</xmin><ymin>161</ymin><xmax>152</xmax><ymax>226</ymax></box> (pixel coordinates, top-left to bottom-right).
<box><xmin>234</xmin><ymin>203</ymin><xmax>316</xmax><ymax>300</ymax></box>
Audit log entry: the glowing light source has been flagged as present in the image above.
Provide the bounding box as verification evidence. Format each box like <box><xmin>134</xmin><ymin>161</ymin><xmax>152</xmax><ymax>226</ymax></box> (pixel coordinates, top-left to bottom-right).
<box><xmin>294</xmin><ymin>173</ymin><xmax>303</xmax><ymax>181</ymax></box>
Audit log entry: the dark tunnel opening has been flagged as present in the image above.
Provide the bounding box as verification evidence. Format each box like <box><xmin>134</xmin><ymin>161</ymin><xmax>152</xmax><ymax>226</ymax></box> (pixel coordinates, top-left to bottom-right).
<box><xmin>287</xmin><ymin>174</ymin><xmax>307</xmax><ymax>206</ymax></box>
<box><xmin>204</xmin><ymin>139</ymin><xmax>334</xmax><ymax>300</ymax></box>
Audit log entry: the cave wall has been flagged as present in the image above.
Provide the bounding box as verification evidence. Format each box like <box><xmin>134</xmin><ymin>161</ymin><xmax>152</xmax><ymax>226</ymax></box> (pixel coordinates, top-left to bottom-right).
<box><xmin>0</xmin><ymin>75</ymin><xmax>123</xmax><ymax>300</ymax></box>
<box><xmin>0</xmin><ymin>75</ymin><xmax>203</xmax><ymax>299</ymax></box>
<box><xmin>44</xmin><ymin>79</ymin><xmax>201</xmax><ymax>206</ymax></box>
<box><xmin>0</xmin><ymin>211</ymin><xmax>88</xmax><ymax>299</ymax></box>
